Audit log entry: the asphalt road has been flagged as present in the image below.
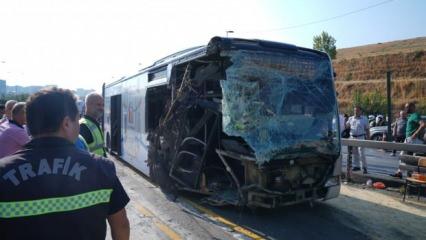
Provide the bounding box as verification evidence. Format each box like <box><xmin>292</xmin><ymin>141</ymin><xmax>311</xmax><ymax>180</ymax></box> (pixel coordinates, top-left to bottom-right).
<box><xmin>341</xmin><ymin>147</ymin><xmax>400</xmax><ymax>175</ymax></box>
<box><xmin>184</xmin><ymin>197</ymin><xmax>369</xmax><ymax>240</ymax></box>
<box><xmin>109</xmin><ymin>155</ymin><xmax>426</xmax><ymax>240</ymax></box>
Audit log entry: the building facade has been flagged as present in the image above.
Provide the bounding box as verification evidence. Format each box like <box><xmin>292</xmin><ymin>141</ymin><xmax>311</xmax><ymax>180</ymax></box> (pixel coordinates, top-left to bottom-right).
<box><xmin>0</xmin><ymin>79</ymin><xmax>6</xmax><ymax>96</ymax></box>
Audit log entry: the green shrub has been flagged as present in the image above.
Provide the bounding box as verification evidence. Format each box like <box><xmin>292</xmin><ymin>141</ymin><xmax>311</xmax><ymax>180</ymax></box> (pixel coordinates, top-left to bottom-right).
<box><xmin>352</xmin><ymin>90</ymin><xmax>387</xmax><ymax>115</ymax></box>
<box><xmin>413</xmin><ymin>50</ymin><xmax>424</xmax><ymax>60</ymax></box>
<box><xmin>416</xmin><ymin>101</ymin><xmax>426</xmax><ymax>115</ymax></box>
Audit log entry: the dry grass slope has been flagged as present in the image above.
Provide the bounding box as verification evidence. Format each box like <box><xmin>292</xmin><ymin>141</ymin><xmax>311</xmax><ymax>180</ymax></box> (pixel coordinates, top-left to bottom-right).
<box><xmin>333</xmin><ymin>37</ymin><xmax>426</xmax><ymax>113</ymax></box>
<box><xmin>336</xmin><ymin>37</ymin><xmax>426</xmax><ymax>59</ymax></box>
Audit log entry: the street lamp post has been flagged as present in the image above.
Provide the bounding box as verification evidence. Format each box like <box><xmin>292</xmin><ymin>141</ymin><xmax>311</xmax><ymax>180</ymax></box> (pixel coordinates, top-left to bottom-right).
<box><xmin>226</xmin><ymin>30</ymin><xmax>234</xmax><ymax>37</ymax></box>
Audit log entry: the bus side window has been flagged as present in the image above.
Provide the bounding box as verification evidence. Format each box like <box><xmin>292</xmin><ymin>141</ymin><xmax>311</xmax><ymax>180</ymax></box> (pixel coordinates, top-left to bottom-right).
<box><xmin>146</xmin><ymin>86</ymin><xmax>171</xmax><ymax>131</ymax></box>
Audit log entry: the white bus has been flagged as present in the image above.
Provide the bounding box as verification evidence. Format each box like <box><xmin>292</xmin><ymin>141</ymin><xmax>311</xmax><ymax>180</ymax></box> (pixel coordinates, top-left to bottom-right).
<box><xmin>103</xmin><ymin>37</ymin><xmax>341</xmax><ymax>208</ymax></box>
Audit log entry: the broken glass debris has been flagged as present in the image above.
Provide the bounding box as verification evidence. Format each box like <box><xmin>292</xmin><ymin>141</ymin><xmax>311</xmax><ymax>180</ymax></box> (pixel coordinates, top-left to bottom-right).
<box><xmin>220</xmin><ymin>50</ymin><xmax>339</xmax><ymax>164</ymax></box>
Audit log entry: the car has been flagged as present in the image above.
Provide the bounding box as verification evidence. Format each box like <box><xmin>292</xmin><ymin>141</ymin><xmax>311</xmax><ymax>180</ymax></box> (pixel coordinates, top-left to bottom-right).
<box><xmin>369</xmin><ymin>125</ymin><xmax>387</xmax><ymax>141</ymax></box>
<box><xmin>369</xmin><ymin>116</ymin><xmax>426</xmax><ymax>141</ymax></box>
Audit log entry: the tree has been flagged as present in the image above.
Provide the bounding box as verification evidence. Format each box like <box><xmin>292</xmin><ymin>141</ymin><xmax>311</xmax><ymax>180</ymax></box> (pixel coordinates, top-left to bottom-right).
<box><xmin>352</xmin><ymin>89</ymin><xmax>386</xmax><ymax>115</ymax></box>
<box><xmin>0</xmin><ymin>93</ymin><xmax>30</xmax><ymax>104</ymax></box>
<box><xmin>313</xmin><ymin>31</ymin><xmax>337</xmax><ymax>59</ymax></box>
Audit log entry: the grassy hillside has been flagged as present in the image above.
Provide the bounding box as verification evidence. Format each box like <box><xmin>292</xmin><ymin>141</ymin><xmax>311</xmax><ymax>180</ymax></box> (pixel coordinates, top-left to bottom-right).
<box><xmin>336</xmin><ymin>37</ymin><xmax>426</xmax><ymax>59</ymax></box>
<box><xmin>333</xmin><ymin>37</ymin><xmax>426</xmax><ymax>114</ymax></box>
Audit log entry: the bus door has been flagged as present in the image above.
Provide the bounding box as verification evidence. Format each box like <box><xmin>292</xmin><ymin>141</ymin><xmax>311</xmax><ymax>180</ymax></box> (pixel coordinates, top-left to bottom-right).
<box><xmin>110</xmin><ymin>94</ymin><xmax>122</xmax><ymax>155</ymax></box>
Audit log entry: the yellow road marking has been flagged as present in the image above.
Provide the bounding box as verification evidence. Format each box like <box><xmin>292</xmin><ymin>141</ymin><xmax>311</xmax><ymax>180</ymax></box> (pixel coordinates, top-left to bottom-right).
<box><xmin>183</xmin><ymin>199</ymin><xmax>265</xmax><ymax>240</ymax></box>
<box><xmin>134</xmin><ymin>202</ymin><xmax>182</xmax><ymax>240</ymax></box>
<box><xmin>134</xmin><ymin>202</ymin><xmax>154</xmax><ymax>217</ymax></box>
<box><xmin>154</xmin><ymin>220</ymin><xmax>183</xmax><ymax>240</ymax></box>
<box><xmin>234</xmin><ymin>226</ymin><xmax>264</xmax><ymax>239</ymax></box>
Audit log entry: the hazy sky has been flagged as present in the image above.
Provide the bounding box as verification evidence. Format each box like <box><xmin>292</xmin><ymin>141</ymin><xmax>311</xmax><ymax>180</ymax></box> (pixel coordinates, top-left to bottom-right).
<box><xmin>0</xmin><ymin>0</ymin><xmax>425</xmax><ymax>91</ymax></box>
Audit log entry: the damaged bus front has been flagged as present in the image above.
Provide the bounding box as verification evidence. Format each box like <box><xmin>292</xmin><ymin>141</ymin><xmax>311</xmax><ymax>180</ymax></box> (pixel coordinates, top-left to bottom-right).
<box><xmin>105</xmin><ymin>37</ymin><xmax>341</xmax><ymax>209</ymax></box>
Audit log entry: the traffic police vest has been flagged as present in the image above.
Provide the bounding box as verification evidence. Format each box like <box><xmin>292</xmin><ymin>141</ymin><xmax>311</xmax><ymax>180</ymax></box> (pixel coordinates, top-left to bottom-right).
<box><xmin>79</xmin><ymin>117</ymin><xmax>106</xmax><ymax>156</ymax></box>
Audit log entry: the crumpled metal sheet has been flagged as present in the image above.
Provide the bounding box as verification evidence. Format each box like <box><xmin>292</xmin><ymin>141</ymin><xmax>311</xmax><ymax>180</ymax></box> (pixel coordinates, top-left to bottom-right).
<box><xmin>220</xmin><ymin>50</ymin><xmax>339</xmax><ymax>164</ymax></box>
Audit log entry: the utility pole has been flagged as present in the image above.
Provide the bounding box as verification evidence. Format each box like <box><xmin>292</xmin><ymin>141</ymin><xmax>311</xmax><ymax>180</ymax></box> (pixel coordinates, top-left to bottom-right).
<box><xmin>386</xmin><ymin>71</ymin><xmax>392</xmax><ymax>142</ymax></box>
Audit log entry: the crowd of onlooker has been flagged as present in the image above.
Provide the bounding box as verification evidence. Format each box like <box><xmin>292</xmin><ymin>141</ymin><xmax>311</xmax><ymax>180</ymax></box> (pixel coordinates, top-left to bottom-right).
<box><xmin>368</xmin><ymin>114</ymin><xmax>386</xmax><ymax>128</ymax></box>
<box><xmin>340</xmin><ymin>102</ymin><xmax>425</xmax><ymax>178</ymax></box>
<box><xmin>0</xmin><ymin>88</ymin><xmax>129</xmax><ymax>240</ymax></box>
<box><xmin>0</xmin><ymin>92</ymin><xmax>106</xmax><ymax>157</ymax></box>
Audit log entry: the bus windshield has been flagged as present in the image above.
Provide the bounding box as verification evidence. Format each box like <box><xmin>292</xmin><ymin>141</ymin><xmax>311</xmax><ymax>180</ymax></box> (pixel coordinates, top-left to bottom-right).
<box><xmin>220</xmin><ymin>49</ymin><xmax>340</xmax><ymax>163</ymax></box>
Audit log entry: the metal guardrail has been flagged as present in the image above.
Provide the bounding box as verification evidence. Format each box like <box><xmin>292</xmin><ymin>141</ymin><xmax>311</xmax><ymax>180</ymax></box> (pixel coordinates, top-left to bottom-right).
<box><xmin>341</xmin><ymin>139</ymin><xmax>426</xmax><ymax>181</ymax></box>
<box><xmin>400</xmin><ymin>155</ymin><xmax>426</xmax><ymax>165</ymax></box>
<box><xmin>399</xmin><ymin>155</ymin><xmax>426</xmax><ymax>173</ymax></box>
<box><xmin>341</xmin><ymin>139</ymin><xmax>426</xmax><ymax>153</ymax></box>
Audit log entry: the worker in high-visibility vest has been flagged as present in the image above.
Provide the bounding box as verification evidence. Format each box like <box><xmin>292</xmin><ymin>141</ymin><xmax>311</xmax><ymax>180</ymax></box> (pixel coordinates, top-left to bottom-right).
<box><xmin>79</xmin><ymin>92</ymin><xmax>107</xmax><ymax>157</ymax></box>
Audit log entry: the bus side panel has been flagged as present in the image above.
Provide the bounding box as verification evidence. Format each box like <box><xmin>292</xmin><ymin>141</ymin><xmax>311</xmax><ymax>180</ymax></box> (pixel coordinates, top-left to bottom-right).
<box><xmin>105</xmin><ymin>73</ymin><xmax>150</xmax><ymax>176</ymax></box>
<box><xmin>121</xmin><ymin>74</ymin><xmax>150</xmax><ymax>175</ymax></box>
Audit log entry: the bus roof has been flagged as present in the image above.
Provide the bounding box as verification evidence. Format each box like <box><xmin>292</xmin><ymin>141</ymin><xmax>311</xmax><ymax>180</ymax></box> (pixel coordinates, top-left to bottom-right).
<box><xmin>105</xmin><ymin>37</ymin><xmax>329</xmax><ymax>88</ymax></box>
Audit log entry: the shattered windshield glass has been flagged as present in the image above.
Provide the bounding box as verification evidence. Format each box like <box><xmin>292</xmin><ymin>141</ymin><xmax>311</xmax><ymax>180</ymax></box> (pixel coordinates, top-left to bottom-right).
<box><xmin>220</xmin><ymin>50</ymin><xmax>339</xmax><ymax>164</ymax></box>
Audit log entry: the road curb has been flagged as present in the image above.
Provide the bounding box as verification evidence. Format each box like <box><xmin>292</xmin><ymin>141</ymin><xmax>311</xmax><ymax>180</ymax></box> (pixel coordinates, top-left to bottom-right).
<box><xmin>342</xmin><ymin>171</ymin><xmax>426</xmax><ymax>198</ymax></box>
<box><xmin>342</xmin><ymin>171</ymin><xmax>405</xmax><ymax>188</ymax></box>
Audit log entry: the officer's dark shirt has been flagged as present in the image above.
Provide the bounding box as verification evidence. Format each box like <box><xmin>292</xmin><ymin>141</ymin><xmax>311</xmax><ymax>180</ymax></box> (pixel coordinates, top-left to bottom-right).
<box><xmin>0</xmin><ymin>137</ymin><xmax>130</xmax><ymax>240</ymax></box>
<box><xmin>79</xmin><ymin>115</ymin><xmax>101</xmax><ymax>145</ymax></box>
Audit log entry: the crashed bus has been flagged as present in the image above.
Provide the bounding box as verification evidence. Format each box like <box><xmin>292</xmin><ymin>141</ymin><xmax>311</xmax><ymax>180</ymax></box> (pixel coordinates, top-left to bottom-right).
<box><xmin>103</xmin><ymin>37</ymin><xmax>341</xmax><ymax>208</ymax></box>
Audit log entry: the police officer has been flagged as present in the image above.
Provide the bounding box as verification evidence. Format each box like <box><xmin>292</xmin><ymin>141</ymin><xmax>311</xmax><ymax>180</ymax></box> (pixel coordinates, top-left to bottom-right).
<box><xmin>80</xmin><ymin>92</ymin><xmax>107</xmax><ymax>157</ymax></box>
<box><xmin>0</xmin><ymin>87</ymin><xmax>130</xmax><ymax>240</ymax></box>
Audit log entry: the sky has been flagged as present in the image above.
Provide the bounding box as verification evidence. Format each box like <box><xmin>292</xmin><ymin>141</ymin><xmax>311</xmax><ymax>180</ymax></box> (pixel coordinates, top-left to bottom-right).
<box><xmin>0</xmin><ymin>0</ymin><xmax>425</xmax><ymax>92</ymax></box>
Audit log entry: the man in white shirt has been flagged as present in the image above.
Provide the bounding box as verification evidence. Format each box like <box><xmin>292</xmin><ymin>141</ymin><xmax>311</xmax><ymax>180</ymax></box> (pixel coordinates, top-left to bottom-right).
<box><xmin>346</xmin><ymin>106</ymin><xmax>370</xmax><ymax>174</ymax></box>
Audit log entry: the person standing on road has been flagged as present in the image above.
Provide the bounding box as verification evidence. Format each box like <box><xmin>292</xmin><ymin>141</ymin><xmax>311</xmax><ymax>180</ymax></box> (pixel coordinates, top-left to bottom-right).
<box><xmin>0</xmin><ymin>88</ymin><xmax>130</xmax><ymax>240</ymax></box>
<box><xmin>341</xmin><ymin>113</ymin><xmax>354</xmax><ymax>181</ymax></box>
<box><xmin>79</xmin><ymin>92</ymin><xmax>107</xmax><ymax>157</ymax></box>
<box><xmin>404</xmin><ymin>102</ymin><xmax>425</xmax><ymax>146</ymax></box>
<box><xmin>0</xmin><ymin>102</ymin><xmax>30</xmax><ymax>158</ymax></box>
<box><xmin>346</xmin><ymin>106</ymin><xmax>370</xmax><ymax>174</ymax></box>
<box><xmin>0</xmin><ymin>100</ymin><xmax>17</xmax><ymax>124</ymax></box>
<box><xmin>391</xmin><ymin>102</ymin><xmax>425</xmax><ymax>178</ymax></box>
<box><xmin>390</xmin><ymin>110</ymin><xmax>408</xmax><ymax>156</ymax></box>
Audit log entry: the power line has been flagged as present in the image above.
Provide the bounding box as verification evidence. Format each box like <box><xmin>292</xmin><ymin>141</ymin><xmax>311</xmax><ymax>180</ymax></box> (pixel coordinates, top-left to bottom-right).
<box><xmin>245</xmin><ymin>0</ymin><xmax>394</xmax><ymax>33</ymax></box>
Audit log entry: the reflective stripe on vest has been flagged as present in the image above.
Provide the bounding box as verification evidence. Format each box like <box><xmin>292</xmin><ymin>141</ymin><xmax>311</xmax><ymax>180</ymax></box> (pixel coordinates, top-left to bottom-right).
<box><xmin>0</xmin><ymin>189</ymin><xmax>112</xmax><ymax>218</ymax></box>
<box><xmin>79</xmin><ymin>118</ymin><xmax>105</xmax><ymax>156</ymax></box>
